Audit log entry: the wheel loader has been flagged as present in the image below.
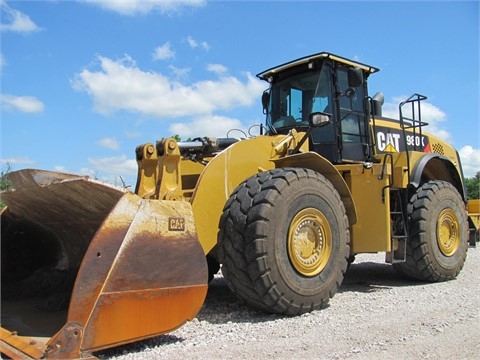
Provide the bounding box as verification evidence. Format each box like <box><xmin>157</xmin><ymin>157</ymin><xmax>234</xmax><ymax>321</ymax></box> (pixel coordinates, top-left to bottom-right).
<box><xmin>1</xmin><ymin>52</ymin><xmax>478</xmax><ymax>359</ymax></box>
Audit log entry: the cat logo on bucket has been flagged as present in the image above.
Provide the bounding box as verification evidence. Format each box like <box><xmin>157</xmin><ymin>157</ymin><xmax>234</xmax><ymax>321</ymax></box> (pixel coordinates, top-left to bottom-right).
<box><xmin>169</xmin><ymin>217</ymin><xmax>185</xmax><ymax>231</ymax></box>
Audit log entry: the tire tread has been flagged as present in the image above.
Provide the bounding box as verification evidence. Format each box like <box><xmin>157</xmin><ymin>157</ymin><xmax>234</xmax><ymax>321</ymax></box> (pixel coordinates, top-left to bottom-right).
<box><xmin>218</xmin><ymin>168</ymin><xmax>350</xmax><ymax>315</ymax></box>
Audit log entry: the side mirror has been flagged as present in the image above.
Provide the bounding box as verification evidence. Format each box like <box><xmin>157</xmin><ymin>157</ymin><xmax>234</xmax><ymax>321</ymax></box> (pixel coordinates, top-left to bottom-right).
<box><xmin>309</xmin><ymin>112</ymin><xmax>332</xmax><ymax>128</ymax></box>
<box><xmin>261</xmin><ymin>90</ymin><xmax>270</xmax><ymax>114</ymax></box>
<box><xmin>348</xmin><ymin>67</ymin><xmax>364</xmax><ymax>87</ymax></box>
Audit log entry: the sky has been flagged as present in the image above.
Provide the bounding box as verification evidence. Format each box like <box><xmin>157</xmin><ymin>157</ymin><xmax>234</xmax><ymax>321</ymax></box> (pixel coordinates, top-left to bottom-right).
<box><xmin>1</xmin><ymin>0</ymin><xmax>479</xmax><ymax>188</ymax></box>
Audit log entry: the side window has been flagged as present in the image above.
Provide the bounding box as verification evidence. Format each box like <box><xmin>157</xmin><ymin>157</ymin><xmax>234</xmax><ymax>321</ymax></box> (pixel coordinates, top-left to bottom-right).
<box><xmin>272</xmin><ymin>87</ymin><xmax>303</xmax><ymax>128</ymax></box>
<box><xmin>312</xmin><ymin>96</ymin><xmax>329</xmax><ymax>113</ymax></box>
<box><xmin>337</xmin><ymin>70</ymin><xmax>364</xmax><ymax>111</ymax></box>
<box><xmin>287</xmin><ymin>88</ymin><xmax>303</xmax><ymax>120</ymax></box>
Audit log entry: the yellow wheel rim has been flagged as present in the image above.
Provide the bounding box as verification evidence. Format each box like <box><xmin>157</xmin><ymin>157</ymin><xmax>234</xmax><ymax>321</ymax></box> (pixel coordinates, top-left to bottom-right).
<box><xmin>288</xmin><ymin>208</ymin><xmax>332</xmax><ymax>277</ymax></box>
<box><xmin>437</xmin><ymin>208</ymin><xmax>460</xmax><ymax>257</ymax></box>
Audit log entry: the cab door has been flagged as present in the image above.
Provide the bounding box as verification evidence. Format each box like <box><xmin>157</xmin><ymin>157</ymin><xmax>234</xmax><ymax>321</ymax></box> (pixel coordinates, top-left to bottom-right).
<box><xmin>335</xmin><ymin>66</ymin><xmax>371</xmax><ymax>162</ymax></box>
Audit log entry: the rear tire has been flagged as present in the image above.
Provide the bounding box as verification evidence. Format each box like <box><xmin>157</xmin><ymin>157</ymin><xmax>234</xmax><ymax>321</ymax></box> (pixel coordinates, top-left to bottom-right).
<box><xmin>218</xmin><ymin>168</ymin><xmax>350</xmax><ymax>315</ymax></box>
<box><xmin>394</xmin><ymin>180</ymin><xmax>468</xmax><ymax>281</ymax></box>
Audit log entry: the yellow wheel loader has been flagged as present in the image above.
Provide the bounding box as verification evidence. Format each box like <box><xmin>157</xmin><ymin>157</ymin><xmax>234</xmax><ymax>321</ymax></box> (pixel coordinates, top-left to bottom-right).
<box><xmin>1</xmin><ymin>52</ymin><xmax>478</xmax><ymax>359</ymax></box>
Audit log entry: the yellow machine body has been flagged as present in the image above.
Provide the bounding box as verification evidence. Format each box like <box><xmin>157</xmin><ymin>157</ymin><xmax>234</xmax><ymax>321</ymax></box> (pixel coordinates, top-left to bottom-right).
<box><xmin>1</xmin><ymin>51</ymin><xmax>477</xmax><ymax>359</ymax></box>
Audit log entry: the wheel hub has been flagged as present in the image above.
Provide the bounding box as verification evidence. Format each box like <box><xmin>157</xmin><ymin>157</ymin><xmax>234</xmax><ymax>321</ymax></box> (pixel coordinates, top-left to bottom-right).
<box><xmin>437</xmin><ymin>208</ymin><xmax>460</xmax><ymax>257</ymax></box>
<box><xmin>288</xmin><ymin>208</ymin><xmax>332</xmax><ymax>276</ymax></box>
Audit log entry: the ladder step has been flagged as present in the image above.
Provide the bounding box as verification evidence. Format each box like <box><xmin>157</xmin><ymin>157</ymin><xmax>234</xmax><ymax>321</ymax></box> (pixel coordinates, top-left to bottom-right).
<box><xmin>388</xmin><ymin>188</ymin><xmax>408</xmax><ymax>264</ymax></box>
<box><xmin>391</xmin><ymin>238</ymin><xmax>407</xmax><ymax>263</ymax></box>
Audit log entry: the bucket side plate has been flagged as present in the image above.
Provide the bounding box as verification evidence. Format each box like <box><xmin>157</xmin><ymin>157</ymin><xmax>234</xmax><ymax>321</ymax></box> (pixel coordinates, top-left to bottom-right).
<box><xmin>45</xmin><ymin>194</ymin><xmax>208</xmax><ymax>358</ymax></box>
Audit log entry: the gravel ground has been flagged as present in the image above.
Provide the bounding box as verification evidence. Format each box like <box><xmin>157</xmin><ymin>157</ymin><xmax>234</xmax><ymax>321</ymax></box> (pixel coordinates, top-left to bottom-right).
<box><xmin>97</xmin><ymin>247</ymin><xmax>479</xmax><ymax>360</ymax></box>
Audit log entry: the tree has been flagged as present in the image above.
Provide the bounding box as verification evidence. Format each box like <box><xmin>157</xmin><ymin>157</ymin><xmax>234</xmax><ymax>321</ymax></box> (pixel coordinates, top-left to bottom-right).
<box><xmin>465</xmin><ymin>171</ymin><xmax>480</xmax><ymax>200</ymax></box>
<box><xmin>0</xmin><ymin>164</ymin><xmax>13</xmax><ymax>191</ymax></box>
<box><xmin>0</xmin><ymin>163</ymin><xmax>13</xmax><ymax>209</ymax></box>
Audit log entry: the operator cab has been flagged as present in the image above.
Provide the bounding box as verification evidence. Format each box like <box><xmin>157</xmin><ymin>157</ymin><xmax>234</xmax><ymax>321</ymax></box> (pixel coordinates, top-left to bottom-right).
<box><xmin>258</xmin><ymin>52</ymin><xmax>379</xmax><ymax>164</ymax></box>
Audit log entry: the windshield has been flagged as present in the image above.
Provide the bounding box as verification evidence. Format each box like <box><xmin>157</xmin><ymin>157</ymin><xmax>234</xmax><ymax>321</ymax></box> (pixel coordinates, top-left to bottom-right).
<box><xmin>266</xmin><ymin>64</ymin><xmax>332</xmax><ymax>134</ymax></box>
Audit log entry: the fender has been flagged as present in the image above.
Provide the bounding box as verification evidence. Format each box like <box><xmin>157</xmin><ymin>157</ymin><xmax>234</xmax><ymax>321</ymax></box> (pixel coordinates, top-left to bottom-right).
<box><xmin>272</xmin><ymin>152</ymin><xmax>357</xmax><ymax>226</ymax></box>
<box><xmin>410</xmin><ymin>153</ymin><xmax>465</xmax><ymax>200</ymax></box>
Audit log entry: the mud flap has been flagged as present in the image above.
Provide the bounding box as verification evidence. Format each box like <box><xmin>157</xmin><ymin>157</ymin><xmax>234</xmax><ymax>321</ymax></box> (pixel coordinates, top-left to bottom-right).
<box><xmin>1</xmin><ymin>169</ymin><xmax>208</xmax><ymax>359</ymax></box>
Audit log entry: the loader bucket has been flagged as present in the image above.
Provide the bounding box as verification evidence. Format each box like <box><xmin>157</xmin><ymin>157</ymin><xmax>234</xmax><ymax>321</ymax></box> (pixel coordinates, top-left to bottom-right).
<box><xmin>0</xmin><ymin>169</ymin><xmax>208</xmax><ymax>359</ymax></box>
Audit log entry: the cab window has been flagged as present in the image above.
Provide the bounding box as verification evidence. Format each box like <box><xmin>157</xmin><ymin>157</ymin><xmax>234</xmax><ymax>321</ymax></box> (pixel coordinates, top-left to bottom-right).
<box><xmin>336</xmin><ymin>68</ymin><xmax>367</xmax><ymax>143</ymax></box>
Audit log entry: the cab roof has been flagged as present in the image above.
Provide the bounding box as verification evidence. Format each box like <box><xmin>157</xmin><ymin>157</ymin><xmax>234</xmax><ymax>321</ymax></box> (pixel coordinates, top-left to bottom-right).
<box><xmin>256</xmin><ymin>52</ymin><xmax>380</xmax><ymax>81</ymax></box>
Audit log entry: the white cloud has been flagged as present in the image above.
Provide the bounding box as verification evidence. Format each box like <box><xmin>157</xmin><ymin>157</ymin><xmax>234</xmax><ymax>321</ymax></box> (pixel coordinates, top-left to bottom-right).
<box><xmin>83</xmin><ymin>0</ymin><xmax>206</xmax><ymax>15</ymax></box>
<box><xmin>186</xmin><ymin>36</ymin><xmax>197</xmax><ymax>48</ymax></box>
<box><xmin>98</xmin><ymin>137</ymin><xmax>120</xmax><ymax>150</ymax></box>
<box><xmin>77</xmin><ymin>166</ymin><xmax>135</xmax><ymax>188</ymax></box>
<box><xmin>207</xmin><ymin>63</ymin><xmax>228</xmax><ymax>75</ymax></box>
<box><xmin>382</xmin><ymin>96</ymin><xmax>450</xmax><ymax>141</ymax></box>
<box><xmin>78</xmin><ymin>167</ymin><xmax>97</xmax><ymax>177</ymax></box>
<box><xmin>124</xmin><ymin>130</ymin><xmax>142</xmax><ymax>139</ymax></box>
<box><xmin>0</xmin><ymin>1</ymin><xmax>41</xmax><ymax>33</ymax></box>
<box><xmin>53</xmin><ymin>165</ymin><xmax>68</xmax><ymax>172</ymax></box>
<box><xmin>88</xmin><ymin>155</ymin><xmax>137</xmax><ymax>175</ymax></box>
<box><xmin>169</xmin><ymin>65</ymin><xmax>191</xmax><ymax>78</ymax></box>
<box><xmin>71</xmin><ymin>55</ymin><xmax>265</xmax><ymax>118</ymax></box>
<box><xmin>0</xmin><ymin>53</ymin><xmax>5</xmax><ymax>71</ymax></box>
<box><xmin>186</xmin><ymin>35</ymin><xmax>209</xmax><ymax>51</ymax></box>
<box><xmin>169</xmin><ymin>115</ymin><xmax>245</xmax><ymax>138</ymax></box>
<box><xmin>0</xmin><ymin>156</ymin><xmax>34</xmax><ymax>165</ymax></box>
<box><xmin>459</xmin><ymin>145</ymin><xmax>480</xmax><ymax>178</ymax></box>
<box><xmin>1</xmin><ymin>94</ymin><xmax>44</xmax><ymax>113</ymax></box>
<box><xmin>153</xmin><ymin>42</ymin><xmax>175</xmax><ymax>61</ymax></box>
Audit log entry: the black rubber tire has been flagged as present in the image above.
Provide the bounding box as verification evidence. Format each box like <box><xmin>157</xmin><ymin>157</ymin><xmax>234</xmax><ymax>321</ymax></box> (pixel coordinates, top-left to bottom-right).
<box><xmin>394</xmin><ymin>180</ymin><xmax>468</xmax><ymax>281</ymax></box>
<box><xmin>218</xmin><ymin>168</ymin><xmax>350</xmax><ymax>315</ymax></box>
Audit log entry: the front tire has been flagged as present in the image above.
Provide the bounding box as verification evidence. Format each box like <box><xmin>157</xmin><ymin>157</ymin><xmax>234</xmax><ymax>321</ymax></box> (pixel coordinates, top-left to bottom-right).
<box><xmin>218</xmin><ymin>168</ymin><xmax>350</xmax><ymax>315</ymax></box>
<box><xmin>394</xmin><ymin>180</ymin><xmax>468</xmax><ymax>281</ymax></box>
